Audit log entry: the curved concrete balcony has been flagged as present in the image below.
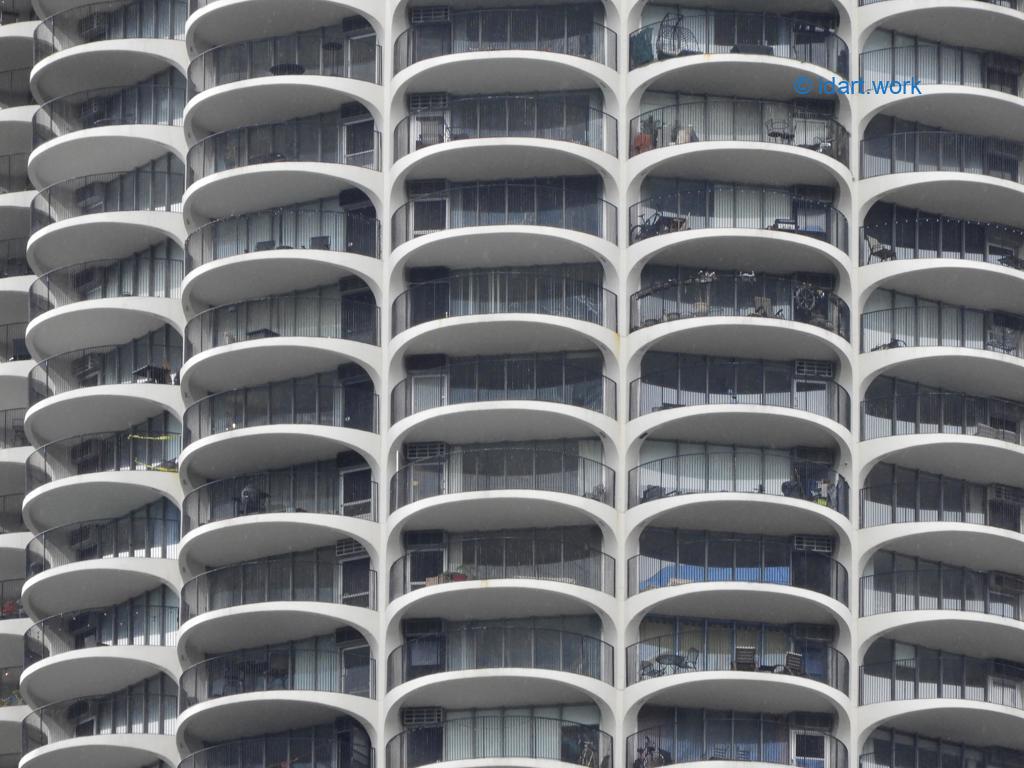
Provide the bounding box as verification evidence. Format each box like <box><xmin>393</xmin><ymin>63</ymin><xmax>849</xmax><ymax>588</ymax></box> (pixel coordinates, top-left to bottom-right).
<box><xmin>857</xmin><ymin>0</ymin><xmax>1024</xmax><ymax>56</ymax></box>
<box><xmin>30</xmin><ymin>84</ymin><xmax>186</xmax><ymax>187</ymax></box>
<box><xmin>21</xmin><ymin>690</ymin><xmax>178</xmax><ymax>768</ymax></box>
<box><xmin>388</xmin><ymin>446</ymin><xmax>615</xmax><ymax>534</ymax></box>
<box><xmin>179</xmin><ymin>464</ymin><xmax>376</xmax><ymax>570</ymax></box>
<box><xmin>625</xmin><ymin>723</ymin><xmax>848</xmax><ymax>768</ymax></box>
<box><xmin>386</xmin><ymin>716</ymin><xmax>611</xmax><ymax>768</ymax></box>
<box><xmin>181</xmin><ymin>294</ymin><xmax>379</xmax><ymax>394</ymax></box>
<box><xmin>179</xmin><ymin>382</ymin><xmax>378</xmax><ymax>480</ymax></box>
<box><xmin>628</xmin><ymin>451</ymin><xmax>849</xmax><ymax>538</ymax></box>
<box><xmin>178</xmin><ymin>558</ymin><xmax>375</xmax><ymax>658</ymax></box>
<box><xmin>183</xmin><ymin>117</ymin><xmax>380</xmax><ymax>222</ymax></box>
<box><xmin>22</xmin><ymin>605</ymin><xmax>179</xmax><ymax>703</ymax></box>
<box><xmin>28</xmin><ymin>169</ymin><xmax>184</xmax><ymax>271</ymax></box>
<box><xmin>180</xmin><ymin>734</ymin><xmax>373</xmax><ymax>768</ymax></box>
<box><xmin>186</xmin><ymin>25</ymin><xmax>380</xmax><ymax>137</ymax></box>
<box><xmin>860</xmin><ymin>130</ymin><xmax>1024</xmax><ymax>225</ymax></box>
<box><xmin>27</xmin><ymin>258</ymin><xmax>183</xmax><ymax>355</ymax></box>
<box><xmin>183</xmin><ymin>206</ymin><xmax>380</xmax><ymax>307</ymax></box>
<box><xmin>860</xmin><ymin>569</ymin><xmax>1024</xmax><ymax>660</ymax></box>
<box><xmin>388</xmin><ymin>544</ymin><xmax>615</xmax><ymax>622</ymax></box>
<box><xmin>30</xmin><ymin>0</ymin><xmax>186</xmax><ymax>99</ymax></box>
<box><xmin>859</xmin><ymin>654</ymin><xmax>1024</xmax><ymax>749</ymax></box>
<box><xmin>177</xmin><ymin>646</ymin><xmax>375</xmax><ymax>743</ymax></box>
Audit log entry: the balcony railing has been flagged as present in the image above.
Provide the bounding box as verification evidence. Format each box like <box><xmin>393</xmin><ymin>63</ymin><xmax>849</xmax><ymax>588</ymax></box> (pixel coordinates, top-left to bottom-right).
<box><xmin>26</xmin><ymin>513</ymin><xmax>179</xmax><ymax>576</ymax></box>
<box><xmin>185</xmin><ymin>208</ymin><xmax>380</xmax><ymax>268</ymax></box>
<box><xmin>395</xmin><ymin>98</ymin><xmax>617</xmax><ymax>159</ymax></box>
<box><xmin>861</xmin><ymin>390</ymin><xmax>1024</xmax><ymax>443</ymax></box>
<box><xmin>386</xmin><ymin>716</ymin><xmax>612</xmax><ymax>768</ymax></box>
<box><xmin>630</xmin><ymin>101</ymin><xmax>848</xmax><ymax>164</ymax></box>
<box><xmin>389</xmin><ymin>446</ymin><xmax>615</xmax><ymax>511</ymax></box>
<box><xmin>861</xmin><ymin>655</ymin><xmax>1024</xmax><ymax>707</ymax></box>
<box><xmin>0</xmin><ymin>409</ymin><xmax>26</xmax><ymax>449</ymax></box>
<box><xmin>627</xmin><ymin>723</ymin><xmax>847</xmax><ymax>768</ymax></box>
<box><xmin>392</xmin><ymin>271</ymin><xmax>617</xmax><ymax>335</ymax></box>
<box><xmin>863</xmin><ymin>305</ymin><xmax>1024</xmax><ymax>358</ymax></box>
<box><xmin>181</xmin><ymin>559</ymin><xmax>376</xmax><ymax>621</ymax></box>
<box><xmin>183</xmin><ymin>384</ymin><xmax>379</xmax><ymax>443</ymax></box>
<box><xmin>24</xmin><ymin>605</ymin><xmax>179</xmax><ymax>667</ymax></box>
<box><xmin>393</xmin><ymin>12</ymin><xmax>617</xmax><ymax>71</ymax></box>
<box><xmin>33</xmin><ymin>0</ymin><xmax>186</xmax><ymax>61</ymax></box>
<box><xmin>0</xmin><ymin>323</ymin><xmax>27</xmax><ymax>362</ymax></box>
<box><xmin>627</xmin><ymin>633</ymin><xmax>849</xmax><ymax>692</ymax></box>
<box><xmin>29</xmin><ymin>257</ymin><xmax>183</xmax><ymax>319</ymax></box>
<box><xmin>861</xmin><ymin>131</ymin><xmax>1024</xmax><ymax>183</ymax></box>
<box><xmin>860</xmin><ymin>216</ymin><xmax>1024</xmax><ymax>269</ymax></box>
<box><xmin>179</xmin><ymin>647</ymin><xmax>375</xmax><ymax>707</ymax></box>
<box><xmin>862</xmin><ymin>44</ymin><xmax>1024</xmax><ymax>99</ymax></box>
<box><xmin>630</xmin><ymin>367</ymin><xmax>850</xmax><ymax>427</ymax></box>
<box><xmin>629</xmin><ymin>11</ymin><xmax>848</xmax><ymax>75</ymax></box>
<box><xmin>391</xmin><ymin>362</ymin><xmax>616</xmax><ymax>423</ymax></box>
<box><xmin>0</xmin><ymin>580</ymin><xmax>24</xmax><ymax>619</ymax></box>
<box><xmin>859</xmin><ymin>0</ymin><xmax>1022</xmax><ymax>10</ymax></box>
<box><xmin>186</xmin><ymin>120</ymin><xmax>380</xmax><ymax>185</ymax></box>
<box><xmin>0</xmin><ymin>154</ymin><xmax>28</xmax><ymax>193</ymax></box>
<box><xmin>629</xmin><ymin>188</ymin><xmax>848</xmax><ymax>250</ymax></box>
<box><xmin>861</xmin><ymin>569</ymin><xmax>1024</xmax><ymax>619</ymax></box>
<box><xmin>33</xmin><ymin>85</ymin><xmax>185</xmax><ymax>148</ymax></box>
<box><xmin>26</xmin><ymin>429</ymin><xmax>181</xmax><ymax>491</ymax></box>
<box><xmin>188</xmin><ymin>28</ymin><xmax>381</xmax><ymax>95</ymax></box>
<box><xmin>0</xmin><ymin>667</ymin><xmax>20</xmax><ymax>708</ymax></box>
<box><xmin>0</xmin><ymin>239</ymin><xmax>28</xmax><ymax>278</ymax></box>
<box><xmin>630</xmin><ymin>272</ymin><xmax>850</xmax><ymax>338</ymax></box>
<box><xmin>22</xmin><ymin>692</ymin><xmax>177</xmax><ymax>753</ymax></box>
<box><xmin>184</xmin><ymin>294</ymin><xmax>379</xmax><ymax>357</ymax></box>
<box><xmin>860</xmin><ymin>470</ymin><xmax>1024</xmax><ymax>530</ymax></box>
<box><xmin>28</xmin><ymin>343</ymin><xmax>182</xmax><ymax>405</ymax></box>
<box><xmin>182</xmin><ymin>467</ymin><xmax>377</xmax><ymax>534</ymax></box>
<box><xmin>0</xmin><ymin>68</ymin><xmax>30</xmax><ymax>109</ymax></box>
<box><xmin>628</xmin><ymin>451</ymin><xmax>848</xmax><ymax>514</ymax></box>
<box><xmin>387</xmin><ymin>627</ymin><xmax>613</xmax><ymax>688</ymax></box>
<box><xmin>392</xmin><ymin>183</ymin><xmax>618</xmax><ymax>246</ymax></box>
<box><xmin>181</xmin><ymin>736</ymin><xmax>373</xmax><ymax>768</ymax></box>
<box><xmin>628</xmin><ymin>550</ymin><xmax>849</xmax><ymax>604</ymax></box>
<box><xmin>30</xmin><ymin>169</ymin><xmax>184</xmax><ymax>233</ymax></box>
<box><xmin>389</xmin><ymin>541</ymin><xmax>615</xmax><ymax>598</ymax></box>
<box><xmin>0</xmin><ymin>495</ymin><xmax>24</xmax><ymax>534</ymax></box>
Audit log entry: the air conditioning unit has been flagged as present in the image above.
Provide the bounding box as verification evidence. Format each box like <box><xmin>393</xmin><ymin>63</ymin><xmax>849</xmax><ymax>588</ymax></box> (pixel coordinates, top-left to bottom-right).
<box><xmin>335</xmin><ymin>537</ymin><xmax>366</xmax><ymax>559</ymax></box>
<box><xmin>402</xmin><ymin>618</ymin><xmax>445</xmax><ymax>636</ymax></box>
<box><xmin>792</xmin><ymin>535</ymin><xmax>833</xmax><ymax>554</ymax></box>
<box><xmin>410</xmin><ymin>6</ymin><xmax>450</xmax><ymax>23</ymax></box>
<box><xmin>991</xmin><ymin>485</ymin><xmax>1024</xmax><ymax>504</ymax></box>
<box><xmin>73</xmin><ymin>182</ymin><xmax>105</xmax><ymax>210</ymax></box>
<box><xmin>404</xmin><ymin>530</ymin><xmax>445</xmax><ymax>548</ymax></box>
<box><xmin>70</xmin><ymin>438</ymin><xmax>100</xmax><ymax>463</ymax></box>
<box><xmin>402</xmin><ymin>707</ymin><xmax>445</xmax><ymax>726</ymax></box>
<box><xmin>404</xmin><ymin>442</ymin><xmax>447</xmax><ymax>461</ymax></box>
<box><xmin>77</xmin><ymin>12</ymin><xmax>109</xmax><ymax>41</ymax></box>
<box><xmin>795</xmin><ymin>360</ymin><xmax>834</xmax><ymax>379</ymax></box>
<box><xmin>409</xmin><ymin>93</ymin><xmax>449</xmax><ymax>112</ymax></box>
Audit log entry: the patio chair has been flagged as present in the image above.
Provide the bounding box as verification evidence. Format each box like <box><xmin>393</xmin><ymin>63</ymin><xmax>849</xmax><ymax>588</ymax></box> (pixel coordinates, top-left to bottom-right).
<box><xmin>766</xmin><ymin>117</ymin><xmax>796</xmax><ymax>144</ymax></box>
<box><xmin>866</xmin><ymin>235</ymin><xmax>897</xmax><ymax>262</ymax></box>
<box><xmin>733</xmin><ymin>646</ymin><xmax>757</xmax><ymax>671</ymax></box>
<box><xmin>656</xmin><ymin>15</ymin><xmax>700</xmax><ymax>59</ymax></box>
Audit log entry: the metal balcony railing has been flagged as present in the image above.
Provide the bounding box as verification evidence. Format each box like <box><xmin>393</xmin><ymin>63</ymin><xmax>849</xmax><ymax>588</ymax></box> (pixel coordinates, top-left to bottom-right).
<box><xmin>29</xmin><ymin>257</ymin><xmax>183</xmax><ymax>319</ymax></box>
<box><xmin>183</xmin><ymin>384</ymin><xmax>379</xmax><ymax>443</ymax></box>
<box><xmin>179</xmin><ymin>647</ymin><xmax>375</xmax><ymax>707</ymax></box>
<box><xmin>389</xmin><ymin>446</ymin><xmax>615</xmax><ymax>512</ymax></box>
<box><xmin>0</xmin><ymin>68</ymin><xmax>30</xmax><ymax>109</ymax></box>
<box><xmin>629</xmin><ymin>10</ymin><xmax>848</xmax><ymax>75</ymax></box>
<box><xmin>860</xmin><ymin>655</ymin><xmax>1024</xmax><ymax>707</ymax></box>
<box><xmin>627</xmin><ymin>633</ymin><xmax>849</xmax><ymax>692</ymax></box>
<box><xmin>395</xmin><ymin>97</ymin><xmax>617</xmax><ymax>159</ymax></box>
<box><xmin>188</xmin><ymin>26</ymin><xmax>381</xmax><ymax>95</ymax></box>
<box><xmin>386</xmin><ymin>716</ymin><xmax>612</xmax><ymax>768</ymax></box>
<box><xmin>863</xmin><ymin>305</ymin><xmax>1024</xmax><ymax>357</ymax></box>
<box><xmin>26</xmin><ymin>429</ymin><xmax>181</xmax><ymax>491</ymax></box>
<box><xmin>0</xmin><ymin>239</ymin><xmax>28</xmax><ymax>278</ymax></box>
<box><xmin>181</xmin><ymin>559</ymin><xmax>376</xmax><ymax>621</ymax></box>
<box><xmin>628</xmin><ymin>549</ymin><xmax>849</xmax><ymax>604</ymax></box>
<box><xmin>0</xmin><ymin>154</ymin><xmax>29</xmax><ymax>193</ymax></box>
<box><xmin>861</xmin><ymin>131</ymin><xmax>1024</xmax><ymax>183</ymax></box>
<box><xmin>394</xmin><ymin>11</ymin><xmax>617</xmax><ymax>71</ymax></box>
<box><xmin>0</xmin><ymin>409</ymin><xmax>26</xmax><ymax>449</ymax></box>
<box><xmin>630</xmin><ymin>100</ymin><xmax>848</xmax><ymax>165</ymax></box>
<box><xmin>26</xmin><ymin>513</ymin><xmax>179</xmax><ymax>576</ymax></box>
<box><xmin>24</xmin><ymin>605</ymin><xmax>179</xmax><ymax>667</ymax></box>
<box><xmin>389</xmin><ymin>540</ymin><xmax>615</xmax><ymax>598</ymax></box>
<box><xmin>0</xmin><ymin>667</ymin><xmax>20</xmax><ymax>708</ymax></box>
<box><xmin>392</xmin><ymin>182</ymin><xmax>618</xmax><ymax>246</ymax></box>
<box><xmin>628</xmin><ymin>451</ymin><xmax>848</xmax><ymax>515</ymax></box>
<box><xmin>28</xmin><ymin>343</ymin><xmax>182</xmax><ymax>405</ymax></box>
<box><xmin>387</xmin><ymin>627</ymin><xmax>613</xmax><ymax>688</ymax></box>
<box><xmin>0</xmin><ymin>580</ymin><xmax>24</xmax><ymax>620</ymax></box>
<box><xmin>861</xmin><ymin>44</ymin><xmax>1024</xmax><ymax>99</ymax></box>
<box><xmin>33</xmin><ymin>0</ymin><xmax>186</xmax><ymax>61</ymax></box>
<box><xmin>392</xmin><ymin>271</ymin><xmax>617</xmax><ymax>335</ymax></box>
<box><xmin>182</xmin><ymin>467</ymin><xmax>377</xmax><ymax>534</ymax></box>
<box><xmin>630</xmin><ymin>272</ymin><xmax>850</xmax><ymax>338</ymax></box>
<box><xmin>184</xmin><ymin>294</ymin><xmax>379</xmax><ymax>357</ymax></box>
<box><xmin>861</xmin><ymin>389</ymin><xmax>1024</xmax><ymax>443</ymax></box>
<box><xmin>0</xmin><ymin>495</ymin><xmax>24</xmax><ymax>534</ymax></box>
<box><xmin>861</xmin><ymin>569</ymin><xmax>1024</xmax><ymax>619</ymax></box>
<box><xmin>0</xmin><ymin>323</ymin><xmax>27</xmax><ymax>362</ymax></box>
<box><xmin>860</xmin><ymin>216</ymin><xmax>1024</xmax><ymax>269</ymax></box>
<box><xmin>859</xmin><ymin>0</ymin><xmax>1021</xmax><ymax>8</ymax></box>
<box><xmin>33</xmin><ymin>84</ymin><xmax>185</xmax><ymax>147</ymax></box>
<box><xmin>181</xmin><ymin>736</ymin><xmax>373</xmax><ymax>768</ymax></box>
<box><xmin>630</xmin><ymin>361</ymin><xmax>851</xmax><ymax>427</ymax></box>
<box><xmin>391</xmin><ymin>360</ymin><xmax>616</xmax><ymax>423</ymax></box>
<box><xmin>185</xmin><ymin>207</ymin><xmax>380</xmax><ymax>268</ymax></box>
<box><xmin>22</xmin><ymin>692</ymin><xmax>177</xmax><ymax>753</ymax></box>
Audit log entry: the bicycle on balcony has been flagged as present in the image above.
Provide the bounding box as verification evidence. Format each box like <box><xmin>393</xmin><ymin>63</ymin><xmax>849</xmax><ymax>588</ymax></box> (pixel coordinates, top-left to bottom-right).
<box><xmin>630</xmin><ymin>210</ymin><xmax>689</xmax><ymax>243</ymax></box>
